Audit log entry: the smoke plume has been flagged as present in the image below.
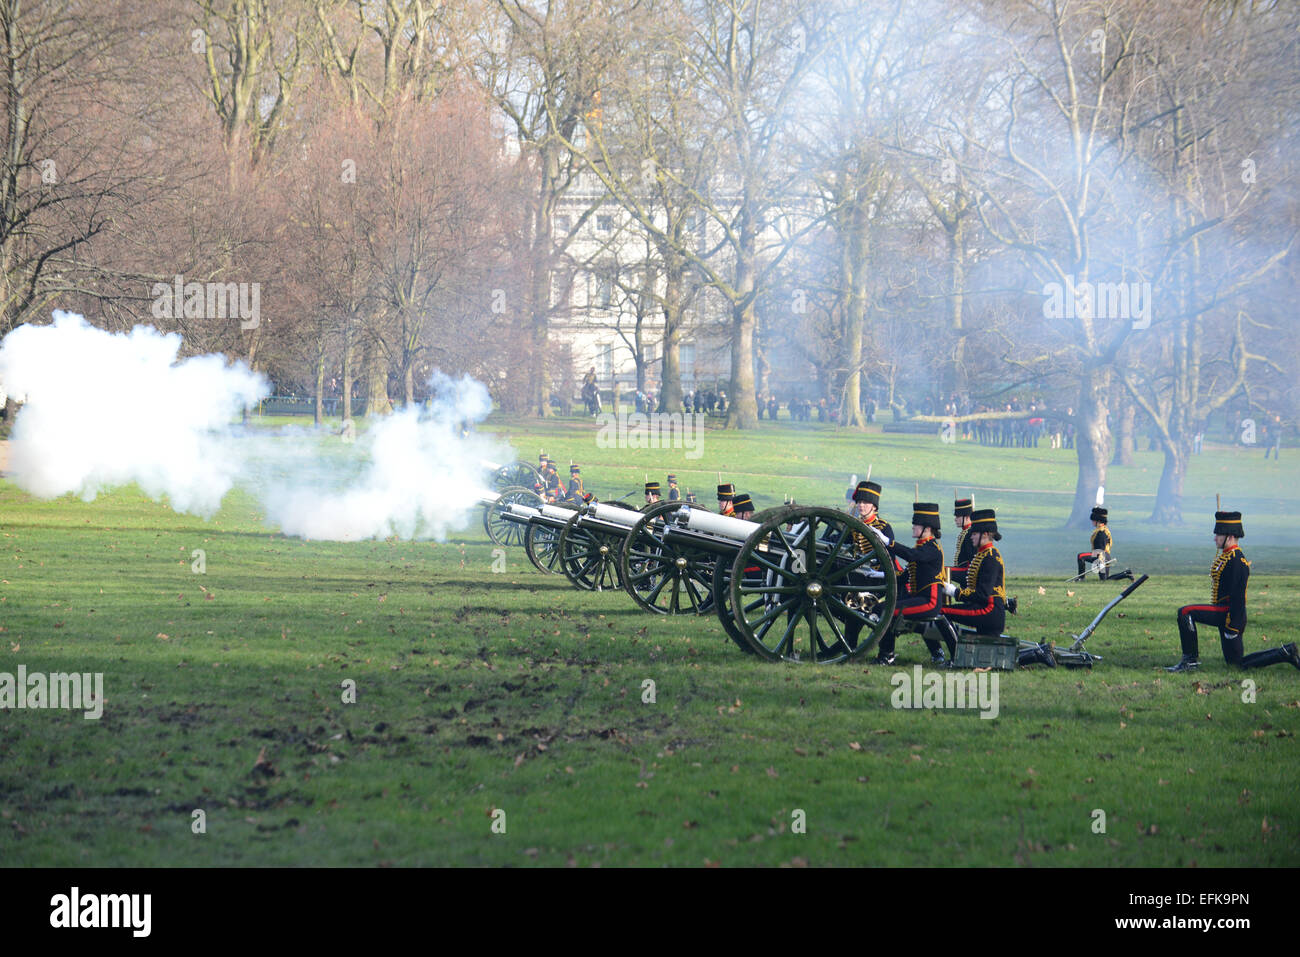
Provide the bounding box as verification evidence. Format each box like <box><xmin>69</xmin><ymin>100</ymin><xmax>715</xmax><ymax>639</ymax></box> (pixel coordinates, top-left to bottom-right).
<box><xmin>0</xmin><ymin>313</ymin><xmax>508</xmax><ymax>540</ymax></box>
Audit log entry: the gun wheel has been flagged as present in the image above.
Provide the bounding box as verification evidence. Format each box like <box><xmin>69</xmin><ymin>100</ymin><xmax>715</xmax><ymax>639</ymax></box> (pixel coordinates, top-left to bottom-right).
<box><xmin>524</xmin><ymin>506</ymin><xmax>574</xmax><ymax>573</ymax></box>
<box><xmin>483</xmin><ymin>486</ymin><xmax>543</xmax><ymax>547</ymax></box>
<box><xmin>492</xmin><ymin>461</ymin><xmax>543</xmax><ymax>492</ymax></box>
<box><xmin>729</xmin><ymin>506</ymin><xmax>896</xmax><ymax>663</ymax></box>
<box><xmin>558</xmin><ymin>510</ymin><xmax>627</xmax><ymax>592</ymax></box>
<box><xmin>619</xmin><ymin>501</ymin><xmax>716</xmax><ymax>615</ymax></box>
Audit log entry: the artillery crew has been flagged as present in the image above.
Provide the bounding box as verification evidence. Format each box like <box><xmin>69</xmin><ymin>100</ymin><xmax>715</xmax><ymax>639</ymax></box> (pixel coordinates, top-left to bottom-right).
<box><xmin>717</xmin><ymin>483</ymin><xmax>736</xmax><ymax>516</ymax></box>
<box><xmin>877</xmin><ymin>503</ymin><xmax>958</xmax><ymax>665</ymax></box>
<box><xmin>644</xmin><ymin>481</ymin><xmax>661</xmax><ymax>505</ymax></box>
<box><xmin>950</xmin><ymin>498</ymin><xmax>975</xmax><ymax>585</ymax></box>
<box><xmin>1166</xmin><ymin>511</ymin><xmax>1300</xmax><ymax>673</ymax></box>
<box><xmin>732</xmin><ymin>493</ymin><xmax>755</xmax><ymax>520</ymax></box>
<box><xmin>666</xmin><ymin>474</ymin><xmax>680</xmax><ymax>502</ymax></box>
<box><xmin>1077</xmin><ymin>507</ymin><xmax>1133</xmax><ymax>581</ymax></box>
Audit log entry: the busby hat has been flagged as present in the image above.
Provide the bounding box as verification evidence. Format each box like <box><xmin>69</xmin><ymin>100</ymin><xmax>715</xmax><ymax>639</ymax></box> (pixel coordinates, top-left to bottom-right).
<box><xmin>666</xmin><ymin>474</ymin><xmax>678</xmax><ymax>483</ymax></box>
<box><xmin>954</xmin><ymin>498</ymin><xmax>973</xmax><ymax>517</ymax></box>
<box><xmin>969</xmin><ymin>508</ymin><xmax>1001</xmax><ymax>541</ymax></box>
<box><xmin>732</xmin><ymin>493</ymin><xmax>754</xmax><ymax>513</ymax></box>
<box><xmin>1213</xmin><ymin>510</ymin><xmax>1244</xmax><ymax>538</ymax></box>
<box><xmin>686</xmin><ymin>492</ymin><xmax>697</xmax><ymax>503</ymax></box>
<box><xmin>853</xmin><ymin>480</ymin><xmax>881</xmax><ymax>505</ymax></box>
<box><xmin>570</xmin><ymin>464</ymin><xmax>581</xmax><ymax>475</ymax></box>
<box><xmin>645</xmin><ymin>481</ymin><xmax>661</xmax><ymax>494</ymax></box>
<box><xmin>912</xmin><ymin>502</ymin><xmax>941</xmax><ymax>536</ymax></box>
<box><xmin>538</xmin><ymin>452</ymin><xmax>549</xmax><ymax>463</ymax></box>
<box><xmin>1090</xmin><ymin>506</ymin><xmax>1108</xmax><ymax>523</ymax></box>
<box><xmin>717</xmin><ymin>483</ymin><xmax>735</xmax><ymax>499</ymax></box>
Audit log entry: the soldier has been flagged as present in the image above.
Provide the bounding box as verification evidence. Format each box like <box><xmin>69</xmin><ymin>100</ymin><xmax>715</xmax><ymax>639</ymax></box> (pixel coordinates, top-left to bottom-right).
<box><xmin>565</xmin><ymin>465</ymin><xmax>585</xmax><ymax>504</ymax></box>
<box><xmin>876</xmin><ymin>502</ymin><xmax>958</xmax><ymax>666</ymax></box>
<box><xmin>717</xmin><ymin>483</ymin><xmax>736</xmax><ymax>516</ymax></box>
<box><xmin>841</xmin><ymin>481</ymin><xmax>895</xmax><ymax>656</ymax></box>
<box><xmin>1166</xmin><ymin>511</ymin><xmax>1300</xmax><ymax>673</ymax></box>
<box><xmin>666</xmin><ymin>474</ymin><xmax>680</xmax><ymax>502</ymax></box>
<box><xmin>644</xmin><ymin>481</ymin><xmax>661</xmax><ymax>506</ymax></box>
<box><xmin>1076</xmin><ymin>507</ymin><xmax>1134</xmax><ymax>581</ymax></box>
<box><xmin>949</xmin><ymin>498</ymin><xmax>975</xmax><ymax>586</ymax></box>
<box><xmin>540</xmin><ymin>458</ymin><xmax>563</xmax><ymax>503</ymax></box>
<box><xmin>732</xmin><ymin>492</ymin><xmax>755</xmax><ymax>520</ymax></box>
<box><xmin>942</xmin><ymin>509</ymin><xmax>1051</xmax><ymax>666</ymax></box>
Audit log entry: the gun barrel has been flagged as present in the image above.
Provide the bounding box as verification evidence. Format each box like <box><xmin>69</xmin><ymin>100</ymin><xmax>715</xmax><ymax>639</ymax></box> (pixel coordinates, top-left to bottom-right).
<box><xmin>587</xmin><ymin>503</ymin><xmax>642</xmax><ymax>528</ymax></box>
<box><xmin>684</xmin><ymin>509</ymin><xmax>761</xmax><ymax>540</ymax></box>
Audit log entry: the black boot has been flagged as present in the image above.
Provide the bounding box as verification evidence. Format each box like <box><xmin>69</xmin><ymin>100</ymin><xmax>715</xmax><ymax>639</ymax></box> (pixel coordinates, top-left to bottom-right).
<box><xmin>1239</xmin><ymin>642</ymin><xmax>1300</xmax><ymax>669</ymax></box>
<box><xmin>1165</xmin><ymin>655</ymin><xmax>1199</xmax><ymax>673</ymax></box>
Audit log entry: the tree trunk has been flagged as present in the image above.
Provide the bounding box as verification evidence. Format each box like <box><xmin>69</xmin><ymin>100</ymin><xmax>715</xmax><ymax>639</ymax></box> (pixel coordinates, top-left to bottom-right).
<box><xmin>1111</xmin><ymin>397</ymin><xmax>1135</xmax><ymax>466</ymax></box>
<box><xmin>342</xmin><ymin>319</ymin><xmax>354</xmax><ymax>422</ymax></box>
<box><xmin>840</xmin><ymin>192</ymin><xmax>869</xmax><ymax>428</ymax></box>
<box><xmin>1150</xmin><ymin>438</ymin><xmax>1189</xmax><ymax>525</ymax></box>
<box><xmin>726</xmin><ymin>225</ymin><xmax>759</xmax><ymax>430</ymax></box>
<box><xmin>404</xmin><ymin>362</ymin><xmax>415</xmax><ymax>408</ymax></box>
<box><xmin>363</xmin><ymin>337</ymin><xmax>391</xmax><ymax>417</ymax></box>
<box><xmin>1068</xmin><ymin>368</ymin><xmax>1112</xmax><ymax>527</ymax></box>
<box><xmin>658</xmin><ymin>271</ymin><xmax>683</xmax><ymax>413</ymax></box>
<box><xmin>314</xmin><ymin>352</ymin><xmax>325</xmax><ymax>427</ymax></box>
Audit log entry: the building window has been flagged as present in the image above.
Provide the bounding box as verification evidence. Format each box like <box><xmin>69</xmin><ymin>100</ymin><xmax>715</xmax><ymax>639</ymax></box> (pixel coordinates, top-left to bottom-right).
<box><xmin>680</xmin><ymin>342</ymin><xmax>696</xmax><ymax>385</ymax></box>
<box><xmin>599</xmin><ymin>344</ymin><xmax>613</xmax><ymax>379</ymax></box>
<box><xmin>596</xmin><ymin>215</ymin><xmax>614</xmax><ymax>233</ymax></box>
<box><xmin>596</xmin><ymin>276</ymin><xmax>613</xmax><ymax>308</ymax></box>
<box><xmin>554</xmin><ymin>214</ymin><xmax>571</xmax><ymax>235</ymax></box>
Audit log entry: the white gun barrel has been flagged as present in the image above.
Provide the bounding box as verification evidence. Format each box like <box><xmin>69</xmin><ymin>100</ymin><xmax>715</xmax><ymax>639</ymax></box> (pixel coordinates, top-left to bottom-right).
<box><xmin>479</xmin><ymin>459</ymin><xmax>504</xmax><ymax>472</ymax></box>
<box><xmin>581</xmin><ymin>503</ymin><xmax>643</xmax><ymax>528</ymax></box>
<box><xmin>505</xmin><ymin>503</ymin><xmax>543</xmax><ymax>517</ymax></box>
<box><xmin>540</xmin><ymin>504</ymin><xmax>576</xmax><ymax>521</ymax></box>
<box><xmin>685</xmin><ymin>509</ymin><xmax>761</xmax><ymax>540</ymax></box>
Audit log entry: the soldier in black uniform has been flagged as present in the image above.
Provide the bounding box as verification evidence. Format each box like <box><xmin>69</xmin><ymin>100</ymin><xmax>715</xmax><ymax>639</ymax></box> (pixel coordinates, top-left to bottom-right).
<box><xmin>838</xmin><ymin>481</ymin><xmax>894</xmax><ymax>656</ymax></box>
<box><xmin>644</xmin><ymin>481</ymin><xmax>661</xmax><ymax>506</ymax></box>
<box><xmin>564</xmin><ymin>465</ymin><xmax>585</xmax><ymax>504</ymax></box>
<box><xmin>666</xmin><ymin>474</ymin><xmax>680</xmax><ymax>502</ymax></box>
<box><xmin>1076</xmin><ymin>507</ymin><xmax>1134</xmax><ymax>581</ymax></box>
<box><xmin>717</xmin><ymin>483</ymin><xmax>736</xmax><ymax>516</ymax></box>
<box><xmin>941</xmin><ymin>508</ymin><xmax>1053</xmax><ymax>666</ymax></box>
<box><xmin>732</xmin><ymin>492</ymin><xmax>755</xmax><ymax>520</ymax></box>
<box><xmin>875</xmin><ymin>503</ymin><xmax>958</xmax><ymax>665</ymax></box>
<box><xmin>1166</xmin><ymin>511</ymin><xmax>1300</xmax><ymax>673</ymax></box>
<box><xmin>949</xmin><ymin>497</ymin><xmax>975</xmax><ymax>586</ymax></box>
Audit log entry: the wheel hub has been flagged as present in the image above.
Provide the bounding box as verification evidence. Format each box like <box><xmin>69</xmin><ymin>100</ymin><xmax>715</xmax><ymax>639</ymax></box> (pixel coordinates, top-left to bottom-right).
<box><xmin>599</xmin><ymin>545</ymin><xmax>609</xmax><ymax>556</ymax></box>
<box><xmin>805</xmin><ymin>581</ymin><xmax>823</xmax><ymax>599</ymax></box>
<box><xmin>674</xmin><ymin>557</ymin><xmax>688</xmax><ymax>569</ymax></box>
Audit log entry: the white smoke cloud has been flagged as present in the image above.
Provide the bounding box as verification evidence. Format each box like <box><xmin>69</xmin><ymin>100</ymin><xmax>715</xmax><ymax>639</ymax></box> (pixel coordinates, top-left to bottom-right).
<box><xmin>0</xmin><ymin>312</ymin><xmax>267</xmax><ymax>515</ymax></box>
<box><xmin>0</xmin><ymin>313</ymin><xmax>510</xmax><ymax>540</ymax></box>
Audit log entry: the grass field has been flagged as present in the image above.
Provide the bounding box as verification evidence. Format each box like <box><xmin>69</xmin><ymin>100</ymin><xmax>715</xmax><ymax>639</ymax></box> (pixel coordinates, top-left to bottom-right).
<box><xmin>1</xmin><ymin>414</ymin><xmax>1298</xmax><ymax>867</ymax></box>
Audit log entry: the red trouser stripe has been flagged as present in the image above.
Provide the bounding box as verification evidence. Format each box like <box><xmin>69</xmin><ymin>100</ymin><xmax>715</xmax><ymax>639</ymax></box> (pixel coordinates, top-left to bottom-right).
<box><xmin>893</xmin><ymin>583</ymin><xmax>939</xmax><ymax>617</ymax></box>
<box><xmin>943</xmin><ymin>596</ymin><xmax>995</xmax><ymax>618</ymax></box>
<box><xmin>1179</xmin><ymin>604</ymin><xmax>1227</xmax><ymax>615</ymax></box>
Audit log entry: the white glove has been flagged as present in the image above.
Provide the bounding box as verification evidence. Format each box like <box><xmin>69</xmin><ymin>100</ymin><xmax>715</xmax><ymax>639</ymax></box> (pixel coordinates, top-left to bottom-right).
<box><xmin>942</xmin><ymin>581</ymin><xmax>958</xmax><ymax>597</ymax></box>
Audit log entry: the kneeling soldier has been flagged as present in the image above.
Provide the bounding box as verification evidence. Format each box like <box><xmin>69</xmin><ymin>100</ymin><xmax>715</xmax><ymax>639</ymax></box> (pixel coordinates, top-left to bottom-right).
<box><xmin>1077</xmin><ymin>507</ymin><xmax>1133</xmax><ymax>581</ymax></box>
<box><xmin>731</xmin><ymin>492</ymin><xmax>756</xmax><ymax>520</ymax></box>
<box><xmin>645</xmin><ymin>481</ymin><xmax>661</xmax><ymax>506</ymax></box>
<box><xmin>717</xmin><ymin>483</ymin><xmax>736</xmax><ymax>516</ymax></box>
<box><xmin>1167</xmin><ymin>511</ymin><xmax>1300</xmax><ymax>673</ymax></box>
<box><xmin>949</xmin><ymin>497</ymin><xmax>975</xmax><ymax>587</ymax></box>
<box><xmin>877</xmin><ymin>502</ymin><xmax>958</xmax><ymax>666</ymax></box>
<box><xmin>942</xmin><ymin>508</ymin><xmax>1052</xmax><ymax>667</ymax></box>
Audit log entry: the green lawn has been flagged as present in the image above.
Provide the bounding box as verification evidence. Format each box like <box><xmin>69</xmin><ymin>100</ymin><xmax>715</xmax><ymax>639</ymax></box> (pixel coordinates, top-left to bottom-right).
<box><xmin>1</xmin><ymin>416</ymin><xmax>1297</xmax><ymax>866</ymax></box>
